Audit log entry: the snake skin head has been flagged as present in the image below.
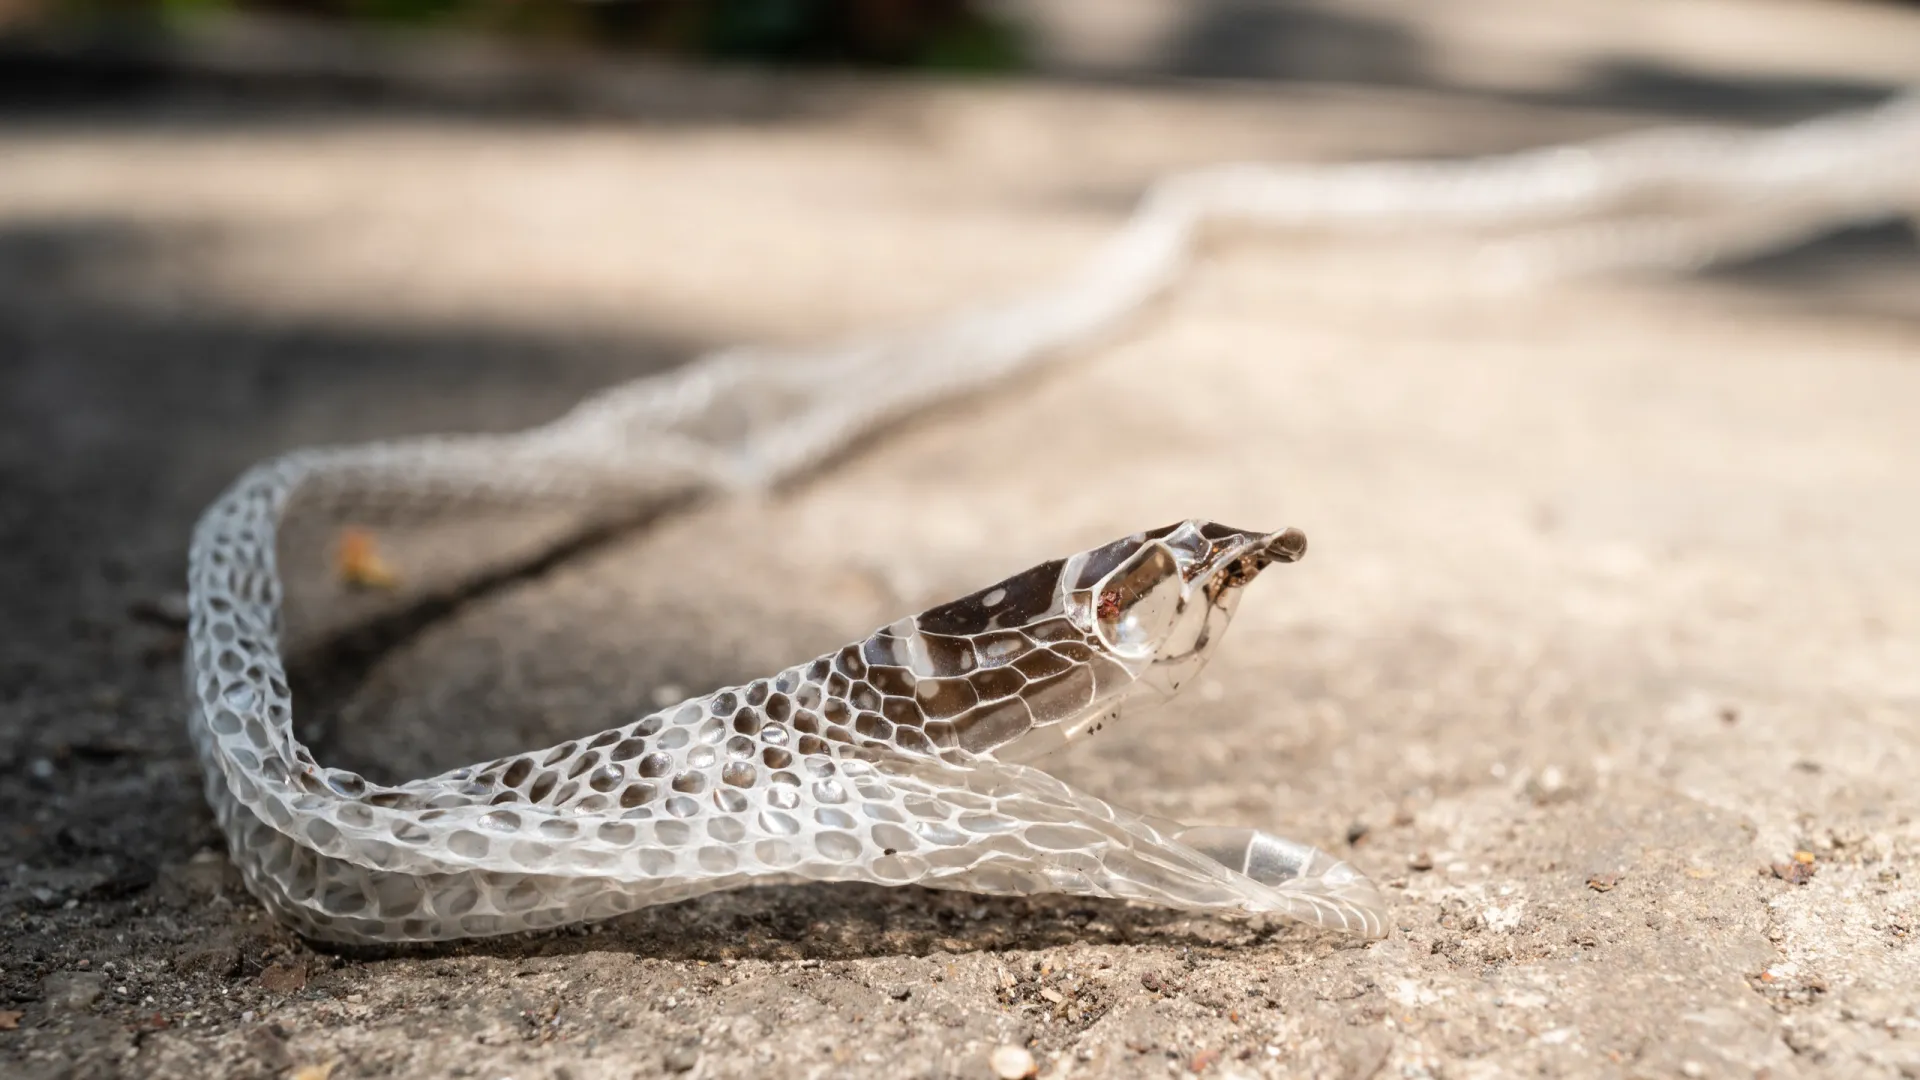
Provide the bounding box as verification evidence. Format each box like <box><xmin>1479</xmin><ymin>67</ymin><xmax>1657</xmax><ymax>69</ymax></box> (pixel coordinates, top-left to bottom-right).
<box><xmin>1078</xmin><ymin>520</ymin><xmax>1307</xmax><ymax>700</ymax></box>
<box><xmin>897</xmin><ymin>520</ymin><xmax>1306</xmax><ymax>763</ymax></box>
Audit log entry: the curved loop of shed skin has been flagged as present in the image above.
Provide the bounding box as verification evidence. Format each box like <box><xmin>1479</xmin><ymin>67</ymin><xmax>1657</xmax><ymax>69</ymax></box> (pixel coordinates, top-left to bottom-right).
<box><xmin>200</xmin><ymin>517</ymin><xmax>1387</xmax><ymax>944</ymax></box>
<box><xmin>185</xmin><ymin>94</ymin><xmax>1920</xmax><ymax>943</ymax></box>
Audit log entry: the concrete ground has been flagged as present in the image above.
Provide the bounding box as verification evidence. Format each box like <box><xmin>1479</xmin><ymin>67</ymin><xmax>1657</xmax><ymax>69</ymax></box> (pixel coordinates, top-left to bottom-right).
<box><xmin>3</xmin><ymin>4</ymin><xmax>1919</xmax><ymax>1078</ymax></box>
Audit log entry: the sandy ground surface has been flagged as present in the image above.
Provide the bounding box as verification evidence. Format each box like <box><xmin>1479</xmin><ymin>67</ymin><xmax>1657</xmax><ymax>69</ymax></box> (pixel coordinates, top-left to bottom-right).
<box><xmin>4</xmin><ymin>7</ymin><xmax>1920</xmax><ymax>1079</ymax></box>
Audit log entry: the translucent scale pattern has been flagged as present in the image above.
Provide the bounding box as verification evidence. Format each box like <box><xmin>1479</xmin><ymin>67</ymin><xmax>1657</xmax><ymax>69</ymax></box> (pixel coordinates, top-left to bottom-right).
<box><xmin>186</xmin><ymin>94</ymin><xmax>1919</xmax><ymax>943</ymax></box>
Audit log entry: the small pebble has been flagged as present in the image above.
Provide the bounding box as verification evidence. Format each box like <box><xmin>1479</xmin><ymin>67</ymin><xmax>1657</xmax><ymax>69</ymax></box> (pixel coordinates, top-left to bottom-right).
<box><xmin>890</xmin><ymin>986</ymin><xmax>911</xmax><ymax>1001</ymax></box>
<box><xmin>1408</xmin><ymin>852</ymin><xmax>1434</xmax><ymax>872</ymax></box>
<box><xmin>1771</xmin><ymin>857</ymin><xmax>1817</xmax><ymax>885</ymax></box>
<box><xmin>41</xmin><ymin>972</ymin><xmax>106</xmax><ymax>1012</ymax></box>
<box><xmin>990</xmin><ymin>1044</ymin><xmax>1036</xmax><ymax>1079</ymax></box>
<box><xmin>663</xmin><ymin>1042</ymin><xmax>700</xmax><ymax>1072</ymax></box>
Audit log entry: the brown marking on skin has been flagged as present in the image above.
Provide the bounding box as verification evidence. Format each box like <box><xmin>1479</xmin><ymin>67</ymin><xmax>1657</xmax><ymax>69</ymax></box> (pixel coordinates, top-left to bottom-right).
<box><xmin>1207</xmin><ymin>545</ymin><xmax>1276</xmax><ymax>604</ymax></box>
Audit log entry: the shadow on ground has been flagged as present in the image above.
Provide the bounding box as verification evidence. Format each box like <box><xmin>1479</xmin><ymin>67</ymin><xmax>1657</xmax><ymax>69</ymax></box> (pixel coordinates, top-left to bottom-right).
<box><xmin>0</xmin><ymin>213</ymin><xmax>705</xmax><ymax>920</ymax></box>
<box><xmin>1704</xmin><ymin>218</ymin><xmax>1920</xmax><ymax>325</ymax></box>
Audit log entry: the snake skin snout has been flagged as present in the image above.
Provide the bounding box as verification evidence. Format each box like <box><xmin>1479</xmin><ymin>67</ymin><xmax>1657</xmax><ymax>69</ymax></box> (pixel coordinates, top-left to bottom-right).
<box><xmin>1263</xmin><ymin>527</ymin><xmax>1308</xmax><ymax>564</ymax></box>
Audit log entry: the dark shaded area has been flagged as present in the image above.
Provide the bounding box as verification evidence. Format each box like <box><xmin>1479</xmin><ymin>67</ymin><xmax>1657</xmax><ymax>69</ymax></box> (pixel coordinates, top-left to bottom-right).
<box><xmin>0</xmin><ymin>214</ymin><xmax>703</xmax><ymax>907</ymax></box>
<box><xmin>0</xmin><ymin>29</ymin><xmax>854</xmax><ymax>123</ymax></box>
<box><xmin>38</xmin><ymin>0</ymin><xmax>1024</xmax><ymax>67</ymax></box>
<box><xmin>1163</xmin><ymin>0</ymin><xmax>1427</xmax><ymax>87</ymax></box>
<box><xmin>3</xmin><ymin>0</ymin><xmax>1026</xmax><ymax>124</ymax></box>
<box><xmin>0</xmin><ymin>214</ymin><xmax>696</xmax><ymax>612</ymax></box>
<box><xmin>7</xmin><ymin>2</ymin><xmax>1910</xmax><ymax>124</ymax></box>
<box><xmin>324</xmin><ymin>880</ymin><xmax>1324</xmax><ymax>967</ymax></box>
<box><xmin>1704</xmin><ymin>217</ymin><xmax>1920</xmax><ymax>325</ymax></box>
<box><xmin>1158</xmin><ymin>1</ymin><xmax>1902</xmax><ymax>121</ymax></box>
<box><xmin>1564</xmin><ymin>57</ymin><xmax>1900</xmax><ymax>119</ymax></box>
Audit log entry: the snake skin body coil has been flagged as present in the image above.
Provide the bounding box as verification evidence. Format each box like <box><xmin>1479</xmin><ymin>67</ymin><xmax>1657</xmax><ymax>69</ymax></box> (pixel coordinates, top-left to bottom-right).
<box><xmin>185</xmin><ymin>91</ymin><xmax>1919</xmax><ymax>944</ymax></box>
<box><xmin>194</xmin><ymin>513</ymin><xmax>1383</xmax><ymax>943</ymax></box>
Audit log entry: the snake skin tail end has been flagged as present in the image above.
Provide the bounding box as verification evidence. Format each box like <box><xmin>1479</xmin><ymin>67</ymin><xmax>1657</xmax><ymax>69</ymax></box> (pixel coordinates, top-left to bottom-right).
<box><xmin>1175</xmin><ymin>825</ymin><xmax>1390</xmax><ymax>939</ymax></box>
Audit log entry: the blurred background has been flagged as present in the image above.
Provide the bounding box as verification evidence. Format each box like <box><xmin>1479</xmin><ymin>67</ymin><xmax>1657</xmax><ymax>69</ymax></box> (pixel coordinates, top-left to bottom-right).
<box><xmin>6</xmin><ymin>0</ymin><xmax>1919</xmax><ymax>107</ymax></box>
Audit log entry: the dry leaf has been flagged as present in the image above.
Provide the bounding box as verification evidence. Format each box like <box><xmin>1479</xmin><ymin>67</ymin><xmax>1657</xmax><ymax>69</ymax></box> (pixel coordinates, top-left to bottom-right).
<box><xmin>0</xmin><ymin>1009</ymin><xmax>22</xmax><ymax>1030</ymax></box>
<box><xmin>289</xmin><ymin>1060</ymin><xmax>338</xmax><ymax>1080</ymax></box>
<box><xmin>335</xmin><ymin>527</ymin><xmax>399</xmax><ymax>589</ymax></box>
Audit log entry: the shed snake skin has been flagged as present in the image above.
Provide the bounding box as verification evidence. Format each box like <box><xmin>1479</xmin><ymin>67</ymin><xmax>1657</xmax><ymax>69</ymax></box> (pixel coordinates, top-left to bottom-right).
<box><xmin>187</xmin><ymin>91</ymin><xmax>1919</xmax><ymax>943</ymax></box>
